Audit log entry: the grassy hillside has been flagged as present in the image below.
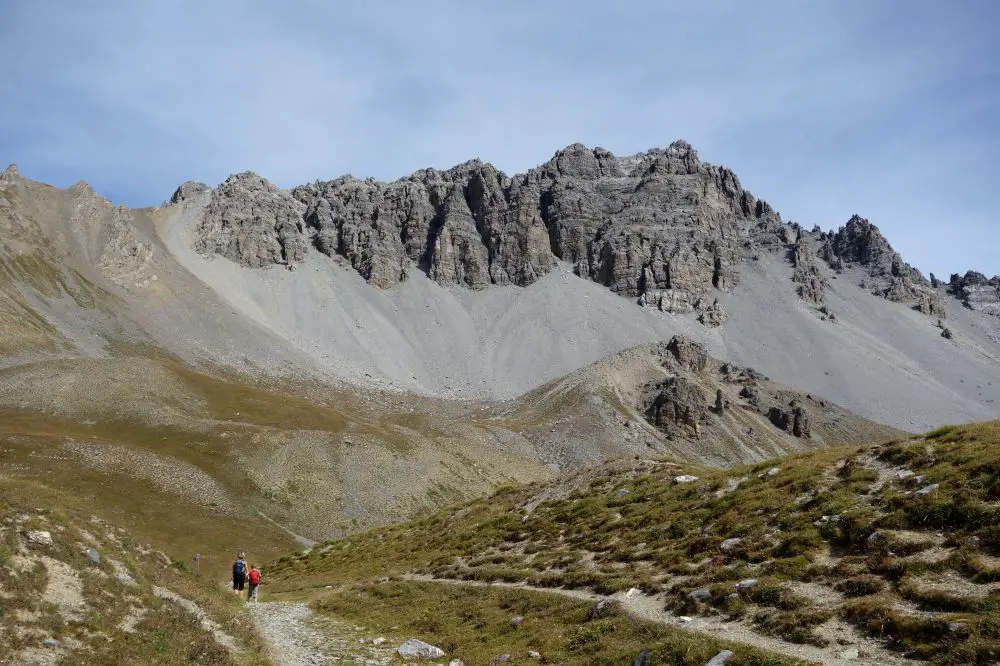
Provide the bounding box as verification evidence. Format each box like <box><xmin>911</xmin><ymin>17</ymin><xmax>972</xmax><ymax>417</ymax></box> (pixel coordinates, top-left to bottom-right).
<box><xmin>0</xmin><ymin>476</ymin><xmax>268</xmax><ymax>665</ymax></box>
<box><xmin>0</xmin><ymin>354</ymin><xmax>558</xmax><ymax>575</ymax></box>
<box><xmin>268</xmin><ymin>421</ymin><xmax>1000</xmax><ymax>664</ymax></box>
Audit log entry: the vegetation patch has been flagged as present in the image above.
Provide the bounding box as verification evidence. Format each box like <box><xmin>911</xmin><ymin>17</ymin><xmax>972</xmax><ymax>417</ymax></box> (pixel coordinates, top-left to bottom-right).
<box><xmin>269</xmin><ymin>420</ymin><xmax>1000</xmax><ymax>663</ymax></box>
<box><xmin>311</xmin><ymin>580</ymin><xmax>801</xmax><ymax>665</ymax></box>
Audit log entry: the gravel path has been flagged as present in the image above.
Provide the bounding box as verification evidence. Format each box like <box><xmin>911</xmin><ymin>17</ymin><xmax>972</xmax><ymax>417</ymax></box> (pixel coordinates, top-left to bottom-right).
<box><xmin>251</xmin><ymin>602</ymin><xmax>394</xmax><ymax>666</ymax></box>
<box><xmin>406</xmin><ymin>576</ymin><xmax>919</xmax><ymax>666</ymax></box>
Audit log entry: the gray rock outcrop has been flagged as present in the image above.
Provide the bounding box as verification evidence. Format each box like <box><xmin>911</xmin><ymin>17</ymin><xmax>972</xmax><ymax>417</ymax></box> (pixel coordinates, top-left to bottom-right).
<box><xmin>169</xmin><ymin>181</ymin><xmax>210</xmax><ymax>205</ymax></box>
<box><xmin>195</xmin><ymin>172</ymin><xmax>308</xmax><ymax>269</ymax></box>
<box><xmin>643</xmin><ymin>376</ymin><xmax>707</xmax><ymax>436</ymax></box>
<box><xmin>768</xmin><ymin>402</ymin><xmax>811</xmax><ymax>438</ymax></box>
<box><xmin>97</xmin><ymin>206</ymin><xmax>156</xmax><ymax>289</ymax></box>
<box><xmin>698</xmin><ymin>299</ymin><xmax>727</xmax><ymax>327</ymax></box>
<box><xmin>820</xmin><ymin>215</ymin><xmax>925</xmax><ymax>302</ymax></box>
<box><xmin>917</xmin><ymin>291</ymin><xmax>946</xmax><ymax>319</ymax></box>
<box><xmin>0</xmin><ymin>164</ymin><xmax>18</xmax><ymax>183</ymax></box>
<box><xmin>664</xmin><ymin>335</ymin><xmax>709</xmax><ymax>373</ymax></box>
<box><xmin>193</xmin><ymin>141</ymin><xmax>780</xmax><ymax>303</ymax></box>
<box><xmin>791</xmin><ymin>238</ymin><xmax>828</xmax><ymax>303</ymax></box>
<box><xmin>950</xmin><ymin>271</ymin><xmax>1000</xmax><ymax>316</ymax></box>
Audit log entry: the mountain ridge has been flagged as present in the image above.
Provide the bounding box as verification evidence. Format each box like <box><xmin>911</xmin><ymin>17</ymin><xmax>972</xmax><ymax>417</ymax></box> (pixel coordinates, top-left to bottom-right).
<box><xmin>166</xmin><ymin>141</ymin><xmax>996</xmax><ymax>315</ymax></box>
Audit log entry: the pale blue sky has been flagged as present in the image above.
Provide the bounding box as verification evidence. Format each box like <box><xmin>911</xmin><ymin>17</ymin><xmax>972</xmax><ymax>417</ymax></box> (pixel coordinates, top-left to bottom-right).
<box><xmin>1</xmin><ymin>1</ymin><xmax>997</xmax><ymax>278</ymax></box>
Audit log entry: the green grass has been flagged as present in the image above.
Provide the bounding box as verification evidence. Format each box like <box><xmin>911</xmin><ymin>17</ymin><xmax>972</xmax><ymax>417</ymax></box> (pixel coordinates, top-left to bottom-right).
<box><xmin>311</xmin><ymin>580</ymin><xmax>805</xmax><ymax>665</ymax></box>
<box><xmin>0</xmin><ymin>477</ymin><xmax>271</xmax><ymax>665</ymax></box>
<box><xmin>268</xmin><ymin>421</ymin><xmax>1000</xmax><ymax>663</ymax></box>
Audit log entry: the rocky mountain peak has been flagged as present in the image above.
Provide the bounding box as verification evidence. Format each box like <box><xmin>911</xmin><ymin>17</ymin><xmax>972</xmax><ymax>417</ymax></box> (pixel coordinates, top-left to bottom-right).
<box><xmin>168</xmin><ymin>180</ymin><xmax>210</xmax><ymax>205</ymax></box>
<box><xmin>0</xmin><ymin>163</ymin><xmax>18</xmax><ymax>182</ymax></box>
<box><xmin>818</xmin><ymin>214</ymin><xmax>928</xmax><ymax>303</ymax></box>
<box><xmin>543</xmin><ymin>143</ymin><xmax>622</xmax><ymax>178</ymax></box>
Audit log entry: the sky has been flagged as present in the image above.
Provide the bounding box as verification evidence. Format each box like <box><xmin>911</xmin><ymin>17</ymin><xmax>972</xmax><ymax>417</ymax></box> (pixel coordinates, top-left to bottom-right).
<box><xmin>1</xmin><ymin>1</ymin><xmax>997</xmax><ymax>278</ymax></box>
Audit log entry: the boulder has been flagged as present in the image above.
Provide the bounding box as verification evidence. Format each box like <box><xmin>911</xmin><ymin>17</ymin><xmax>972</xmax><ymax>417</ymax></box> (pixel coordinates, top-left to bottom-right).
<box><xmin>397</xmin><ymin>639</ymin><xmax>446</xmax><ymax>660</ymax></box>
<box><xmin>706</xmin><ymin>650</ymin><xmax>735</xmax><ymax>665</ymax></box>
<box><xmin>26</xmin><ymin>530</ymin><xmax>52</xmax><ymax>546</ymax></box>
<box><xmin>687</xmin><ymin>587</ymin><xmax>712</xmax><ymax>602</ymax></box>
<box><xmin>720</xmin><ymin>538</ymin><xmax>742</xmax><ymax>553</ymax></box>
<box><xmin>673</xmin><ymin>475</ymin><xmax>700</xmax><ymax>484</ymax></box>
<box><xmin>587</xmin><ymin>599</ymin><xmax>618</xmax><ymax>620</ymax></box>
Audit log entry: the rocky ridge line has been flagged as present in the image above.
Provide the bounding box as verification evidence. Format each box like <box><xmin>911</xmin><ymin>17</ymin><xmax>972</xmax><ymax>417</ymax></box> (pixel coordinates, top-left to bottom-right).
<box><xmin>183</xmin><ymin>145</ymin><xmax>983</xmax><ymax>322</ymax></box>
<box><xmin>190</xmin><ymin>141</ymin><xmax>782</xmax><ymax>312</ymax></box>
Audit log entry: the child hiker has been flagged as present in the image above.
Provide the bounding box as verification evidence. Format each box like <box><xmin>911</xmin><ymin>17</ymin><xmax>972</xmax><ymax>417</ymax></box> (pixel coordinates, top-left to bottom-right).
<box><xmin>247</xmin><ymin>564</ymin><xmax>262</xmax><ymax>605</ymax></box>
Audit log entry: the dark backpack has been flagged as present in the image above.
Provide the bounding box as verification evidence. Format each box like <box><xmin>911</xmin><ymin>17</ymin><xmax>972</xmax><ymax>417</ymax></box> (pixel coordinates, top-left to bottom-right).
<box><xmin>233</xmin><ymin>560</ymin><xmax>246</xmax><ymax>577</ymax></box>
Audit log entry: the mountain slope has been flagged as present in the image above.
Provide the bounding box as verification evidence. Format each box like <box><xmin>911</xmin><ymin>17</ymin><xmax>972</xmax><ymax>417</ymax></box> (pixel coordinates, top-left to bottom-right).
<box><xmin>268</xmin><ymin>421</ymin><xmax>1000</xmax><ymax>665</ymax></box>
<box><xmin>2</xmin><ymin>144</ymin><xmax>998</xmax><ymax>432</ymax></box>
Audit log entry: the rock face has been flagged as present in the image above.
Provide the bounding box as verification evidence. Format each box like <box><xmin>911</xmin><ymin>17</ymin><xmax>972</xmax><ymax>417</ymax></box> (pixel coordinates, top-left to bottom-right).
<box><xmin>643</xmin><ymin>376</ymin><xmax>707</xmax><ymax>436</ymax></box>
<box><xmin>950</xmin><ymin>271</ymin><xmax>1000</xmax><ymax>316</ymax></box>
<box><xmin>664</xmin><ymin>335</ymin><xmax>709</xmax><ymax>372</ymax></box>
<box><xmin>791</xmin><ymin>238</ymin><xmax>828</xmax><ymax>303</ymax></box>
<box><xmin>97</xmin><ymin>206</ymin><xmax>155</xmax><ymax>289</ymax></box>
<box><xmin>819</xmin><ymin>215</ymin><xmax>926</xmax><ymax>302</ymax></box>
<box><xmin>195</xmin><ymin>172</ymin><xmax>308</xmax><ymax>268</ymax></box>
<box><xmin>698</xmin><ymin>299</ymin><xmax>727</xmax><ymax>327</ymax></box>
<box><xmin>192</xmin><ymin>141</ymin><xmax>780</xmax><ymax>304</ymax></box>
<box><xmin>168</xmin><ymin>181</ymin><xmax>210</xmax><ymax>205</ymax></box>
<box><xmin>768</xmin><ymin>402</ymin><xmax>811</xmax><ymax>438</ymax></box>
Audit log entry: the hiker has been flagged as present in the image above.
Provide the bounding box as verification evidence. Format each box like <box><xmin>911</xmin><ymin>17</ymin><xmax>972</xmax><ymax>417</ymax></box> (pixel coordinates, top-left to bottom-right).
<box><xmin>246</xmin><ymin>564</ymin><xmax>262</xmax><ymax>605</ymax></box>
<box><xmin>232</xmin><ymin>551</ymin><xmax>247</xmax><ymax>595</ymax></box>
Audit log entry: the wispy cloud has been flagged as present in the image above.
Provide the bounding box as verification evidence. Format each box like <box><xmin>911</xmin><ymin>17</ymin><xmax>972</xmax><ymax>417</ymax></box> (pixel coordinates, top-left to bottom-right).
<box><xmin>0</xmin><ymin>0</ymin><xmax>997</xmax><ymax>277</ymax></box>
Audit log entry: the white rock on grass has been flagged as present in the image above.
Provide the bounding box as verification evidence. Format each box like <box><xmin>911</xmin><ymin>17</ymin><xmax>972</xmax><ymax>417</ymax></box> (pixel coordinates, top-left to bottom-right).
<box><xmin>706</xmin><ymin>650</ymin><xmax>735</xmax><ymax>665</ymax></box>
<box><xmin>673</xmin><ymin>475</ymin><xmax>699</xmax><ymax>484</ymax></box>
<box><xmin>397</xmin><ymin>639</ymin><xmax>445</xmax><ymax>660</ymax></box>
<box><xmin>27</xmin><ymin>531</ymin><xmax>53</xmax><ymax>546</ymax></box>
<box><xmin>914</xmin><ymin>483</ymin><xmax>940</xmax><ymax>498</ymax></box>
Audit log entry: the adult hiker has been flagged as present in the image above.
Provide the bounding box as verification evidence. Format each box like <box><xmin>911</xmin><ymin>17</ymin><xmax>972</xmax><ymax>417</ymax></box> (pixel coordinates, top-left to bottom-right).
<box><xmin>247</xmin><ymin>564</ymin><xmax>262</xmax><ymax>605</ymax></box>
<box><xmin>232</xmin><ymin>551</ymin><xmax>248</xmax><ymax>595</ymax></box>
